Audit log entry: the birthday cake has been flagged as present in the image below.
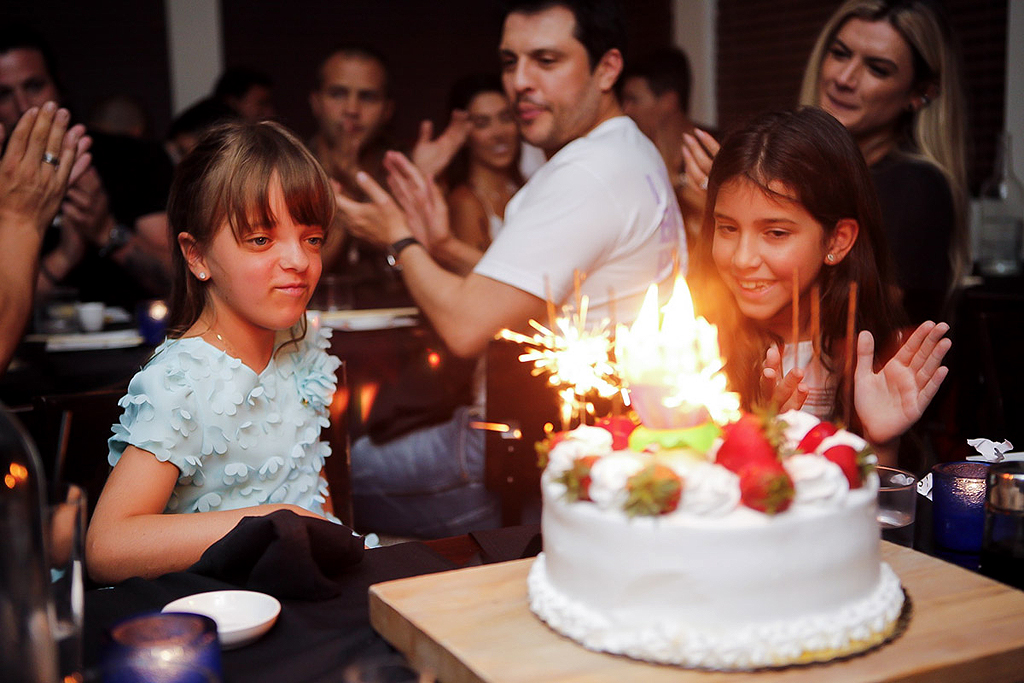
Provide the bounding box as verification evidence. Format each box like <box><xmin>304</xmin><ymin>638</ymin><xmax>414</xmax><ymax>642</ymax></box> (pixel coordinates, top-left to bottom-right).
<box><xmin>527</xmin><ymin>410</ymin><xmax>905</xmax><ymax>670</ymax></box>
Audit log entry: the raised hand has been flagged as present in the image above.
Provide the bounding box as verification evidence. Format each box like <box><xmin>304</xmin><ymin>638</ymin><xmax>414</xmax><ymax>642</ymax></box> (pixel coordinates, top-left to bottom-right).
<box><xmin>383</xmin><ymin>150</ymin><xmax>451</xmax><ymax>249</ymax></box>
<box><xmin>0</xmin><ymin>103</ymin><xmax>89</xmax><ymax>235</ymax></box>
<box><xmin>410</xmin><ymin>109</ymin><xmax>471</xmax><ymax>179</ymax></box>
<box><xmin>333</xmin><ymin>168</ymin><xmax>412</xmax><ymax>247</ymax></box>
<box><xmin>760</xmin><ymin>344</ymin><xmax>809</xmax><ymax>412</ymax></box>
<box><xmin>854</xmin><ymin>322</ymin><xmax>951</xmax><ymax>446</ymax></box>
<box><xmin>61</xmin><ymin>164</ymin><xmax>114</xmax><ymax>245</ymax></box>
<box><xmin>680</xmin><ymin>128</ymin><xmax>718</xmax><ymax>196</ymax></box>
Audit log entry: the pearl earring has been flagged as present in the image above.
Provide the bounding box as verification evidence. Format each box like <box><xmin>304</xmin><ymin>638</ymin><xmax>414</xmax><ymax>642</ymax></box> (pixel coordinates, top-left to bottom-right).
<box><xmin>198</xmin><ymin>271</ymin><xmax>207</xmax><ymax>280</ymax></box>
<box><xmin>826</xmin><ymin>253</ymin><xmax>836</xmax><ymax>264</ymax></box>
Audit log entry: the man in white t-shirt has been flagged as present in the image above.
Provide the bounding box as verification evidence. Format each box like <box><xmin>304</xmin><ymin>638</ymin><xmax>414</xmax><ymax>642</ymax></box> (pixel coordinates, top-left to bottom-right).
<box><xmin>336</xmin><ymin>0</ymin><xmax>685</xmax><ymax>538</ymax></box>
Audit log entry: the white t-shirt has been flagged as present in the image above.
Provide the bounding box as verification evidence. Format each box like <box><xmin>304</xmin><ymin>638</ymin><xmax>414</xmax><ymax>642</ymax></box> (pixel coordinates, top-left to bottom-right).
<box><xmin>474</xmin><ymin>116</ymin><xmax>686</xmax><ymax>326</ymax></box>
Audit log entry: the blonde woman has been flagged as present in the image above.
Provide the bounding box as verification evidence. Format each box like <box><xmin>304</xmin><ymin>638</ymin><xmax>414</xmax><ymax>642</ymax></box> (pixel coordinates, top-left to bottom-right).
<box><xmin>798</xmin><ymin>0</ymin><xmax>968</xmax><ymax>323</ymax></box>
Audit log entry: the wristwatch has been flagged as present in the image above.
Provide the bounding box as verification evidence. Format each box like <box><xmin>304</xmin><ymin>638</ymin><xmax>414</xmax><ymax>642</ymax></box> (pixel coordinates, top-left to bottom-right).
<box><xmin>97</xmin><ymin>223</ymin><xmax>131</xmax><ymax>258</ymax></box>
<box><xmin>385</xmin><ymin>237</ymin><xmax>420</xmax><ymax>269</ymax></box>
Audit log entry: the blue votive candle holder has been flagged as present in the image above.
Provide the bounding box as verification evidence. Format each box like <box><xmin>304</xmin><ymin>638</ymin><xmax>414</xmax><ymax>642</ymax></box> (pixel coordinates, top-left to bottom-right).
<box><xmin>137</xmin><ymin>299</ymin><xmax>169</xmax><ymax>347</ymax></box>
<box><xmin>102</xmin><ymin>612</ymin><xmax>222</xmax><ymax>683</ymax></box>
<box><xmin>932</xmin><ymin>461</ymin><xmax>991</xmax><ymax>553</ymax></box>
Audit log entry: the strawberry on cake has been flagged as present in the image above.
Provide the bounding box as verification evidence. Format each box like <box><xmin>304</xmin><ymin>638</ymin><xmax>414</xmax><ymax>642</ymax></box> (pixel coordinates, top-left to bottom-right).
<box><xmin>528</xmin><ymin>410</ymin><xmax>905</xmax><ymax>670</ymax></box>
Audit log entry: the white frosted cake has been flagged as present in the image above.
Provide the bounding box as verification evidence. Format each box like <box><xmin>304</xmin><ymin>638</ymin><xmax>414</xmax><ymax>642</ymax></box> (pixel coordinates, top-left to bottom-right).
<box><xmin>528</xmin><ymin>410</ymin><xmax>905</xmax><ymax>670</ymax></box>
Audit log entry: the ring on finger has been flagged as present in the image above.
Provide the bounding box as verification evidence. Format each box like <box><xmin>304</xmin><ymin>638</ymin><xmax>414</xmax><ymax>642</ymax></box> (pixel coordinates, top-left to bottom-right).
<box><xmin>42</xmin><ymin>151</ymin><xmax>60</xmax><ymax>167</ymax></box>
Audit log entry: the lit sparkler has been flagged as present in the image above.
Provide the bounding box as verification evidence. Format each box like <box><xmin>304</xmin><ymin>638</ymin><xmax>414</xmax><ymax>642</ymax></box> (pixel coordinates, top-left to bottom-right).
<box><xmin>498</xmin><ymin>295</ymin><xmax>619</xmax><ymax>429</ymax></box>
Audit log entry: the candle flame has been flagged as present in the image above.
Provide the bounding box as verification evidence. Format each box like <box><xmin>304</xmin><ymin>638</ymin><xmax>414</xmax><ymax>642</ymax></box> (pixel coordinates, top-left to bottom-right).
<box><xmin>615</xmin><ymin>274</ymin><xmax>740</xmax><ymax>428</ymax></box>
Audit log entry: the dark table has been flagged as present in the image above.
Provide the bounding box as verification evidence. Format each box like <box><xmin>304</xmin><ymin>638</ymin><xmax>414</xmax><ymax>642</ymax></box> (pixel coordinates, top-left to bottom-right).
<box><xmin>81</xmin><ymin>525</ymin><xmax>541</xmax><ymax>683</ymax></box>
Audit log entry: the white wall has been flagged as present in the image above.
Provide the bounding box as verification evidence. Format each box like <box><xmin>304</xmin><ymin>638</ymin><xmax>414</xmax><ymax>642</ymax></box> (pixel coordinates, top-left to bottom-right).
<box><xmin>672</xmin><ymin>0</ymin><xmax>717</xmax><ymax>126</ymax></box>
<box><xmin>1006</xmin><ymin>1</ymin><xmax>1023</xmax><ymax>185</ymax></box>
<box><xmin>164</xmin><ymin>0</ymin><xmax>224</xmax><ymax>115</ymax></box>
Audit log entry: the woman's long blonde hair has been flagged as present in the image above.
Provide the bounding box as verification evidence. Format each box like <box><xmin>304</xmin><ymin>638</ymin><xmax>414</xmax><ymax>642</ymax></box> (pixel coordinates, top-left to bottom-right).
<box><xmin>799</xmin><ymin>0</ymin><xmax>968</xmax><ymax>289</ymax></box>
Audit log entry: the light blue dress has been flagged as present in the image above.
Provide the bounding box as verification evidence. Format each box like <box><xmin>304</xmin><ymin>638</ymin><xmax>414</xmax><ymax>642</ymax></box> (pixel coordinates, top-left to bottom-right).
<box><xmin>109</xmin><ymin>323</ymin><xmax>341</xmax><ymax>517</ymax></box>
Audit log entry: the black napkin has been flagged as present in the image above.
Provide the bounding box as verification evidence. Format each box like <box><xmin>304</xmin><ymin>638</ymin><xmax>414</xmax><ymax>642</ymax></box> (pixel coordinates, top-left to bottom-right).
<box><xmin>469</xmin><ymin>524</ymin><xmax>542</xmax><ymax>564</ymax></box>
<box><xmin>188</xmin><ymin>510</ymin><xmax>364</xmax><ymax>600</ymax></box>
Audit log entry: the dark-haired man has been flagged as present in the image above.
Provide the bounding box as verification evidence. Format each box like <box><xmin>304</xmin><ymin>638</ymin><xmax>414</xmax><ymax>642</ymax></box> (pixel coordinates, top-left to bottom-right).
<box><xmin>621</xmin><ymin>46</ymin><xmax>713</xmax><ymax>241</ymax></box>
<box><xmin>214</xmin><ymin>66</ymin><xmax>275</xmax><ymax>122</ymax></box>
<box><xmin>338</xmin><ymin>0</ymin><xmax>685</xmax><ymax>538</ymax></box>
<box><xmin>310</xmin><ymin>46</ymin><xmax>469</xmax><ymax>282</ymax></box>
<box><xmin>0</xmin><ymin>26</ymin><xmax>173</xmax><ymax>309</ymax></box>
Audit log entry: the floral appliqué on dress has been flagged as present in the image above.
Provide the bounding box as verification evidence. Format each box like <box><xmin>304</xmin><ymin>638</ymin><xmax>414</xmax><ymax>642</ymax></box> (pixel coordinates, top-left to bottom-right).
<box><xmin>109</xmin><ymin>320</ymin><xmax>341</xmax><ymax>517</ymax></box>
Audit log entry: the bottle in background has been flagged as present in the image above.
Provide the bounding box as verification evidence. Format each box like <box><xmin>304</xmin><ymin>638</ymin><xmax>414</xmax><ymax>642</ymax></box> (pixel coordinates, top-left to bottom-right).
<box><xmin>977</xmin><ymin>132</ymin><xmax>1024</xmax><ymax>276</ymax></box>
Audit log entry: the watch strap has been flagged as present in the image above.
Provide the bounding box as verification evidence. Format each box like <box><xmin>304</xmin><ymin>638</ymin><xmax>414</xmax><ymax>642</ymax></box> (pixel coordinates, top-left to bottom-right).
<box><xmin>386</xmin><ymin>237</ymin><xmax>420</xmax><ymax>268</ymax></box>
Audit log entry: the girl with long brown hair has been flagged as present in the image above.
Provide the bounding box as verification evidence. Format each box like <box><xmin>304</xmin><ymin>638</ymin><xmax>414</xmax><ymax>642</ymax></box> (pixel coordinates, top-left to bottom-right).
<box><xmin>87</xmin><ymin>121</ymin><xmax>341</xmax><ymax>583</ymax></box>
<box><xmin>690</xmin><ymin>108</ymin><xmax>949</xmax><ymax>466</ymax></box>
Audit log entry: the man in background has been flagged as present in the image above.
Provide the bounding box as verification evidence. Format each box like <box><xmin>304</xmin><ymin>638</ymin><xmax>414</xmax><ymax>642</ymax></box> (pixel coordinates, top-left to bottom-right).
<box><xmin>336</xmin><ymin>0</ymin><xmax>686</xmax><ymax>538</ymax></box>
<box><xmin>0</xmin><ymin>25</ymin><xmax>173</xmax><ymax>310</ymax></box>
<box><xmin>621</xmin><ymin>46</ymin><xmax>710</xmax><ymax>241</ymax></box>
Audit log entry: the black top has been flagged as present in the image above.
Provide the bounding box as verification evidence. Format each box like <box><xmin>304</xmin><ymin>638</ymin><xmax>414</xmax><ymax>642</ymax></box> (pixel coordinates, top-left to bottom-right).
<box><xmin>870</xmin><ymin>153</ymin><xmax>955</xmax><ymax>324</ymax></box>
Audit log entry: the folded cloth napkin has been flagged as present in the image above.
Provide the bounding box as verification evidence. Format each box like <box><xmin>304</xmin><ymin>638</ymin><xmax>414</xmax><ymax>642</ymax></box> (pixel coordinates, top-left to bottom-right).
<box><xmin>470</xmin><ymin>524</ymin><xmax>542</xmax><ymax>564</ymax></box>
<box><xmin>188</xmin><ymin>510</ymin><xmax>364</xmax><ymax>600</ymax></box>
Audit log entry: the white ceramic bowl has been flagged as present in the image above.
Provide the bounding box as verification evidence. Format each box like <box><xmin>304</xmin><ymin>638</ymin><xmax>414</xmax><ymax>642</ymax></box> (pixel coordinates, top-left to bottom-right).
<box><xmin>163</xmin><ymin>590</ymin><xmax>281</xmax><ymax>649</ymax></box>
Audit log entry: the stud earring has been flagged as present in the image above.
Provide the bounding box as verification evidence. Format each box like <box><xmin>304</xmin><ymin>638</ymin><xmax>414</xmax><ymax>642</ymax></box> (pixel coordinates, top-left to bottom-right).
<box><xmin>826</xmin><ymin>253</ymin><xmax>836</xmax><ymax>264</ymax></box>
<box><xmin>198</xmin><ymin>271</ymin><xmax>207</xmax><ymax>280</ymax></box>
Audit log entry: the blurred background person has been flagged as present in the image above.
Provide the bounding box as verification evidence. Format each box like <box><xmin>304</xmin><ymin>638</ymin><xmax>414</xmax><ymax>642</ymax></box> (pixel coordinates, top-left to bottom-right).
<box><xmin>88</xmin><ymin>93</ymin><xmax>150</xmax><ymax>139</ymax></box>
<box><xmin>0</xmin><ymin>24</ymin><xmax>174</xmax><ymax>311</ymax></box>
<box><xmin>163</xmin><ymin>96</ymin><xmax>236</xmax><ymax>164</ymax></box>
<box><xmin>434</xmin><ymin>74</ymin><xmax>523</xmax><ymax>274</ymax></box>
<box><xmin>621</xmin><ymin>46</ymin><xmax>711</xmax><ymax>246</ymax></box>
<box><xmin>802</xmin><ymin>0</ymin><xmax>968</xmax><ymax>324</ymax></box>
<box><xmin>213</xmin><ymin>65</ymin><xmax>275</xmax><ymax>122</ymax></box>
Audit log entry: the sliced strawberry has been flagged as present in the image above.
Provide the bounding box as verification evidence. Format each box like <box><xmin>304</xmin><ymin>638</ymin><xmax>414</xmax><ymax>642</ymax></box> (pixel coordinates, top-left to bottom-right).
<box><xmin>821</xmin><ymin>444</ymin><xmax>865</xmax><ymax>489</ymax></box>
<box><xmin>797</xmin><ymin>421</ymin><xmax>838</xmax><ymax>453</ymax></box>
<box><xmin>624</xmin><ymin>463</ymin><xmax>683</xmax><ymax>516</ymax></box>
<box><xmin>556</xmin><ymin>455</ymin><xmax>602</xmax><ymax>502</ymax></box>
<box><xmin>739</xmin><ymin>460</ymin><xmax>794</xmax><ymax>515</ymax></box>
<box><xmin>716</xmin><ymin>413</ymin><xmax>779</xmax><ymax>474</ymax></box>
<box><xmin>595</xmin><ymin>415</ymin><xmax>638</xmax><ymax>450</ymax></box>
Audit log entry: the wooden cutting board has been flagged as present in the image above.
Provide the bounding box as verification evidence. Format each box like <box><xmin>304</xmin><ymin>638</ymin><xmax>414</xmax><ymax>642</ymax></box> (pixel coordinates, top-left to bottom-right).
<box><xmin>369</xmin><ymin>543</ymin><xmax>1024</xmax><ymax>682</ymax></box>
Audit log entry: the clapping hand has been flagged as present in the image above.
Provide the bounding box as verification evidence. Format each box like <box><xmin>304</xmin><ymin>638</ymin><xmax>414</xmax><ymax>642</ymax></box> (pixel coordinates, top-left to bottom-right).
<box><xmin>383</xmin><ymin>151</ymin><xmax>451</xmax><ymax>250</ymax></box>
<box><xmin>854</xmin><ymin>321</ymin><xmax>951</xmax><ymax>446</ymax></box>
<box><xmin>0</xmin><ymin>102</ymin><xmax>90</xmax><ymax>235</ymax></box>
<box><xmin>761</xmin><ymin>345</ymin><xmax>809</xmax><ymax>412</ymax></box>
<box><xmin>61</xmin><ymin>164</ymin><xmax>114</xmax><ymax>246</ymax></box>
<box><xmin>410</xmin><ymin>109</ymin><xmax>471</xmax><ymax>179</ymax></box>
<box><xmin>334</xmin><ymin>167</ymin><xmax>412</xmax><ymax>247</ymax></box>
<box><xmin>680</xmin><ymin>128</ymin><xmax>718</xmax><ymax>196</ymax></box>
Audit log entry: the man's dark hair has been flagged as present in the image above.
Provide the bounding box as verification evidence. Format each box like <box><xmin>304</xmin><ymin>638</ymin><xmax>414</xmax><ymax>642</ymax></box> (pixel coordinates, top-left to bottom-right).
<box><xmin>0</xmin><ymin>23</ymin><xmax>63</xmax><ymax>95</ymax></box>
<box><xmin>315</xmin><ymin>45</ymin><xmax>391</xmax><ymax>95</ymax></box>
<box><xmin>214</xmin><ymin>66</ymin><xmax>272</xmax><ymax>102</ymax></box>
<box><xmin>504</xmin><ymin>0</ymin><xmax>627</xmax><ymax>70</ymax></box>
<box><xmin>624</xmin><ymin>47</ymin><xmax>692</xmax><ymax>113</ymax></box>
<box><xmin>166</xmin><ymin>97</ymin><xmax>237</xmax><ymax>141</ymax></box>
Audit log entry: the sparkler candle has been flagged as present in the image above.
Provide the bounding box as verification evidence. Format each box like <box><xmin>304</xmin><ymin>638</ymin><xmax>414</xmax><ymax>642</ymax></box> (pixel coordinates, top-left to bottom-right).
<box><xmin>498</xmin><ymin>296</ymin><xmax>619</xmax><ymax>430</ymax></box>
<box><xmin>791</xmin><ymin>269</ymin><xmax>799</xmax><ymax>355</ymax></box>
<box><xmin>615</xmin><ymin>275</ymin><xmax>740</xmax><ymax>429</ymax></box>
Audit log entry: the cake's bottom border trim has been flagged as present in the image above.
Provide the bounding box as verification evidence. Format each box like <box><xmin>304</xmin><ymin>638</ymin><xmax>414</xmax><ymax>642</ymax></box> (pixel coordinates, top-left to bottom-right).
<box><xmin>527</xmin><ymin>553</ymin><xmax>908</xmax><ymax>671</ymax></box>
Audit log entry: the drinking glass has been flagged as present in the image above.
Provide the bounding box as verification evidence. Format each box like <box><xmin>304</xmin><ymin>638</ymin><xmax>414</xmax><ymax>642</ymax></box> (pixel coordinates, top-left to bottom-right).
<box><xmin>980</xmin><ymin>461</ymin><xmax>1024</xmax><ymax>589</ymax></box>
<box><xmin>876</xmin><ymin>466</ymin><xmax>917</xmax><ymax>547</ymax></box>
<box><xmin>47</xmin><ymin>483</ymin><xmax>86</xmax><ymax>681</ymax></box>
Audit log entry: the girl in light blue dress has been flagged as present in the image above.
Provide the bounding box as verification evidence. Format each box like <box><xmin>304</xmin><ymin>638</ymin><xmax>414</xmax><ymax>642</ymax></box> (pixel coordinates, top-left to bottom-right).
<box><xmin>87</xmin><ymin>121</ymin><xmax>341</xmax><ymax>583</ymax></box>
